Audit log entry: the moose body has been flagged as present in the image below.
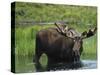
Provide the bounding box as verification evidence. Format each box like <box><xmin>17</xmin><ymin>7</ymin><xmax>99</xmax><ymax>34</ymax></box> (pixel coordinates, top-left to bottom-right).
<box><xmin>34</xmin><ymin>23</ymin><xmax>97</xmax><ymax>71</ymax></box>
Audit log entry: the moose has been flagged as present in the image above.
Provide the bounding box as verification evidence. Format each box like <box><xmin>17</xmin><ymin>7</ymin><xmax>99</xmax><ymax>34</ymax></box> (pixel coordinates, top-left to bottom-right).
<box><xmin>34</xmin><ymin>22</ymin><xmax>97</xmax><ymax>71</ymax></box>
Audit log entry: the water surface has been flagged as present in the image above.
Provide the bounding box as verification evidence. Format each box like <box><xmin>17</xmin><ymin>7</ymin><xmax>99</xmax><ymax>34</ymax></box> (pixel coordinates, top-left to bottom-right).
<box><xmin>15</xmin><ymin>56</ymin><xmax>97</xmax><ymax>73</ymax></box>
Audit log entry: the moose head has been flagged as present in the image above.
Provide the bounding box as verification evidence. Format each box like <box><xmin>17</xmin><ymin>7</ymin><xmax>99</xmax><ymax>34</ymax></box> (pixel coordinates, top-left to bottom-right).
<box><xmin>55</xmin><ymin>22</ymin><xmax>97</xmax><ymax>62</ymax></box>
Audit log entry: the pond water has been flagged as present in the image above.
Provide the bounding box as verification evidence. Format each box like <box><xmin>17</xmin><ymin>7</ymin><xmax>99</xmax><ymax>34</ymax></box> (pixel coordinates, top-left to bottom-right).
<box><xmin>80</xmin><ymin>60</ymin><xmax>97</xmax><ymax>69</ymax></box>
<box><xmin>46</xmin><ymin>60</ymin><xmax>97</xmax><ymax>71</ymax></box>
<box><xmin>15</xmin><ymin>56</ymin><xmax>97</xmax><ymax>73</ymax></box>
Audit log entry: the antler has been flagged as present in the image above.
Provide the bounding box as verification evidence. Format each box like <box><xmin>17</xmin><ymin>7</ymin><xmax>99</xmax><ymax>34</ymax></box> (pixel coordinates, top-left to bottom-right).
<box><xmin>87</xmin><ymin>27</ymin><xmax>97</xmax><ymax>37</ymax></box>
<box><xmin>54</xmin><ymin>22</ymin><xmax>66</xmax><ymax>34</ymax></box>
<box><xmin>54</xmin><ymin>22</ymin><xmax>77</xmax><ymax>38</ymax></box>
<box><xmin>55</xmin><ymin>22</ymin><xmax>63</xmax><ymax>33</ymax></box>
<box><xmin>81</xmin><ymin>27</ymin><xmax>97</xmax><ymax>39</ymax></box>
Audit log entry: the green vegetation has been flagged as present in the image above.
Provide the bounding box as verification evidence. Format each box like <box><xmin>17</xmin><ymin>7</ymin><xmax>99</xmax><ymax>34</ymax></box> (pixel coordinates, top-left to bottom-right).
<box><xmin>15</xmin><ymin>2</ymin><xmax>97</xmax><ymax>25</ymax></box>
<box><xmin>13</xmin><ymin>2</ymin><xmax>97</xmax><ymax>72</ymax></box>
<box><xmin>15</xmin><ymin>25</ymin><xmax>54</xmax><ymax>56</ymax></box>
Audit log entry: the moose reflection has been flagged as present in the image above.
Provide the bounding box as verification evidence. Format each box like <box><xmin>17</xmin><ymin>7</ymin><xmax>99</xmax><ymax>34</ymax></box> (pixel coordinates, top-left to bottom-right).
<box><xmin>34</xmin><ymin>22</ymin><xmax>97</xmax><ymax>71</ymax></box>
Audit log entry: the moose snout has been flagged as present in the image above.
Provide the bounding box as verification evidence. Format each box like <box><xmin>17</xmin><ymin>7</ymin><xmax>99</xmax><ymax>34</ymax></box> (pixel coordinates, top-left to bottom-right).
<box><xmin>72</xmin><ymin>50</ymin><xmax>80</xmax><ymax>63</ymax></box>
<box><xmin>73</xmin><ymin>50</ymin><xmax>80</xmax><ymax>56</ymax></box>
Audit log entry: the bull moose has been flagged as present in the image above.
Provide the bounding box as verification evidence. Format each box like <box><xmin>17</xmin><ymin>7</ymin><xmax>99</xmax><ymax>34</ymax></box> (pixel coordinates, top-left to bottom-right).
<box><xmin>34</xmin><ymin>23</ymin><xmax>97</xmax><ymax>71</ymax></box>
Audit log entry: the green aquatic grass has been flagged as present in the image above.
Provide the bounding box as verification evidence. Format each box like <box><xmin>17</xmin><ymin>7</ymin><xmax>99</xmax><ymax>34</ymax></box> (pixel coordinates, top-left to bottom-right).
<box><xmin>15</xmin><ymin>27</ymin><xmax>35</xmax><ymax>56</ymax></box>
<box><xmin>81</xmin><ymin>35</ymin><xmax>97</xmax><ymax>60</ymax></box>
<box><xmin>15</xmin><ymin>25</ymin><xmax>54</xmax><ymax>56</ymax></box>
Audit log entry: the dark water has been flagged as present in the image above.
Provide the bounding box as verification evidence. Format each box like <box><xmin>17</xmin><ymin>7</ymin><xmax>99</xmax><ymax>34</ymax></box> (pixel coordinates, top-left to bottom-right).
<box><xmin>15</xmin><ymin>56</ymin><xmax>97</xmax><ymax>73</ymax></box>
<box><xmin>45</xmin><ymin>60</ymin><xmax>97</xmax><ymax>71</ymax></box>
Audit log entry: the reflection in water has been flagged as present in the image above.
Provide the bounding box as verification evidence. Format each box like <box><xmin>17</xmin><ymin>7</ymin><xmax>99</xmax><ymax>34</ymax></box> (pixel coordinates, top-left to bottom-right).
<box><xmin>15</xmin><ymin>56</ymin><xmax>97</xmax><ymax>73</ymax></box>
<box><xmin>80</xmin><ymin>60</ymin><xmax>97</xmax><ymax>69</ymax></box>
